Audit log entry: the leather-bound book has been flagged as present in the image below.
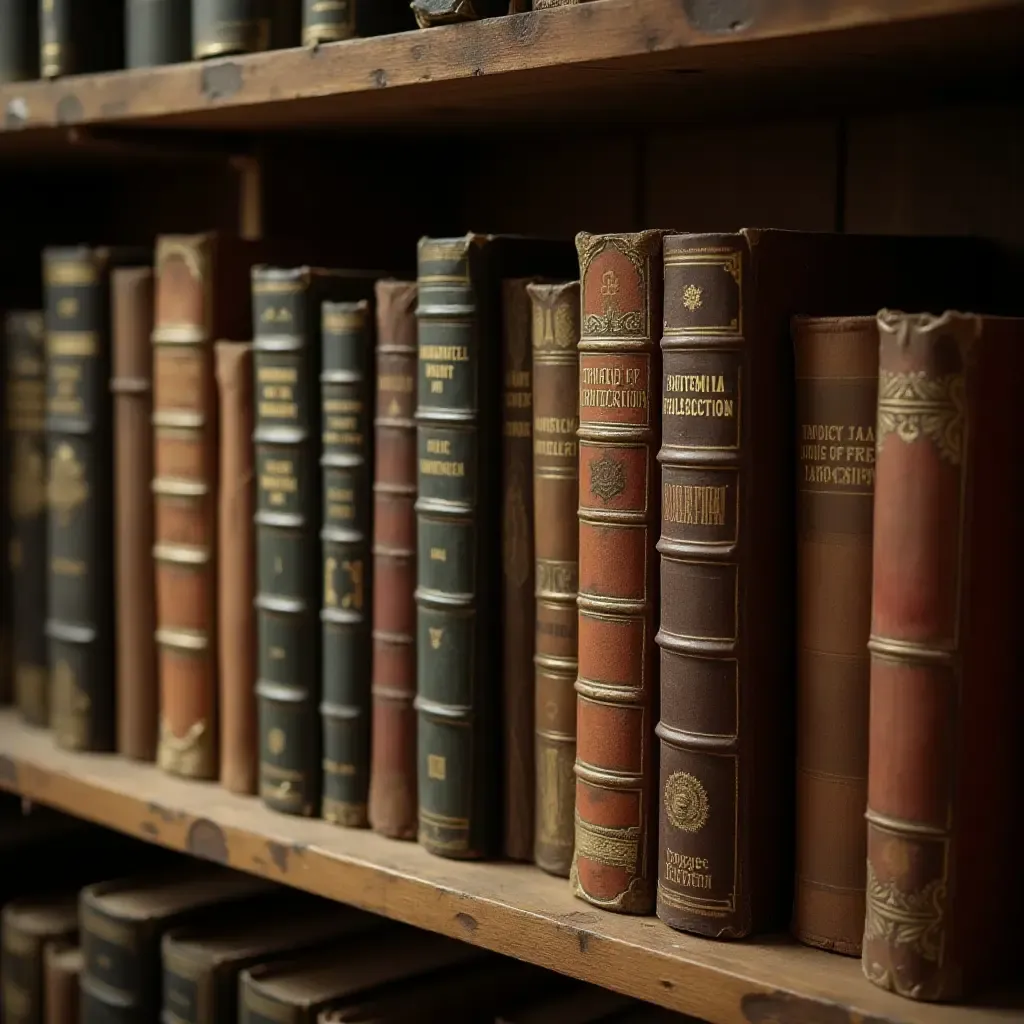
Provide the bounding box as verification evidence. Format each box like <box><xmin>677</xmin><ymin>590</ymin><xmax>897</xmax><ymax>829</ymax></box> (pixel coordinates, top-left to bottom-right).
<box><xmin>44</xmin><ymin>246</ymin><xmax>149</xmax><ymax>753</ymax></box>
<box><xmin>6</xmin><ymin>310</ymin><xmax>48</xmax><ymax>726</ymax></box>
<box><xmin>572</xmin><ymin>229</ymin><xmax>666</xmax><ymax>914</ymax></box>
<box><xmin>367</xmin><ymin>280</ymin><xmax>418</xmax><ymax>841</ymax></box>
<box><xmin>414</xmin><ymin>235</ymin><xmax>574</xmax><ymax>860</ymax></box>
<box><xmin>126</xmin><ymin>0</ymin><xmax>191</xmax><ymax>67</ymax></box>
<box><xmin>239</xmin><ymin>926</ymin><xmax>480</xmax><ymax>1024</ymax></box>
<box><xmin>252</xmin><ymin>266</ymin><xmax>377</xmax><ymax>818</ymax></box>
<box><xmin>865</xmin><ymin>311</ymin><xmax>1024</xmax><ymax>1002</ymax></box>
<box><xmin>2</xmin><ymin>895</ymin><xmax>78</xmax><ymax>1024</ymax></box>
<box><xmin>501</xmin><ymin>278</ymin><xmax>537</xmax><ymax>862</ymax></box>
<box><xmin>192</xmin><ymin>0</ymin><xmax>301</xmax><ymax>58</ymax></box>
<box><xmin>216</xmin><ymin>340</ymin><xmax>258</xmax><ymax>795</ymax></box>
<box><xmin>79</xmin><ymin>866</ymin><xmax>272</xmax><ymax>1023</ymax></box>
<box><xmin>526</xmin><ymin>280</ymin><xmax>579</xmax><ymax>878</ymax></box>
<box><xmin>111</xmin><ymin>266</ymin><xmax>158</xmax><ymax>762</ymax></box>
<box><xmin>0</xmin><ymin>0</ymin><xmax>38</xmax><ymax>82</ymax></box>
<box><xmin>43</xmin><ymin>943</ymin><xmax>81</xmax><ymax>1024</ymax></box>
<box><xmin>302</xmin><ymin>0</ymin><xmax>353</xmax><ymax>43</ymax></box>
<box><xmin>39</xmin><ymin>0</ymin><xmax>123</xmax><ymax>76</ymax></box>
<box><xmin>792</xmin><ymin>315</ymin><xmax>877</xmax><ymax>956</ymax></box>
<box><xmin>410</xmin><ymin>0</ymin><xmax>507</xmax><ymax>27</ymax></box>
<box><xmin>320</xmin><ymin>300</ymin><xmax>373</xmax><ymax>828</ymax></box>
<box><xmin>161</xmin><ymin>897</ymin><xmax>376</xmax><ymax>1024</ymax></box>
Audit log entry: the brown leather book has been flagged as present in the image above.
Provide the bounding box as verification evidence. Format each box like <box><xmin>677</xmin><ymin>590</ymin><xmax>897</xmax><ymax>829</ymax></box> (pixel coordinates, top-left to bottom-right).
<box><xmin>526</xmin><ymin>280</ymin><xmax>580</xmax><ymax>878</ymax></box>
<box><xmin>215</xmin><ymin>340</ymin><xmax>258</xmax><ymax>795</ymax></box>
<box><xmin>792</xmin><ymin>316</ymin><xmax>877</xmax><ymax>957</ymax></box>
<box><xmin>43</xmin><ymin>942</ymin><xmax>81</xmax><ymax>1024</ymax></box>
<box><xmin>864</xmin><ymin>311</ymin><xmax>1024</xmax><ymax>1002</ymax></box>
<box><xmin>501</xmin><ymin>278</ymin><xmax>537</xmax><ymax>861</ymax></box>
<box><xmin>112</xmin><ymin>266</ymin><xmax>158</xmax><ymax>762</ymax></box>
<box><xmin>572</xmin><ymin>230</ymin><xmax>666</xmax><ymax>915</ymax></box>
<box><xmin>367</xmin><ymin>280</ymin><xmax>418</xmax><ymax>841</ymax></box>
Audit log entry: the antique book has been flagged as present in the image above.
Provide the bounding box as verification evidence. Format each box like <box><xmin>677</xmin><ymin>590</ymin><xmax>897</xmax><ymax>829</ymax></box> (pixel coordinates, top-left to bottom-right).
<box><xmin>161</xmin><ymin>896</ymin><xmax>377</xmax><ymax>1024</ymax></box>
<box><xmin>656</xmin><ymin>230</ymin><xmax>996</xmax><ymax>940</ymax></box>
<box><xmin>864</xmin><ymin>311</ymin><xmax>1024</xmax><ymax>1002</ymax></box>
<box><xmin>527</xmin><ymin>280</ymin><xmax>580</xmax><ymax>878</ymax></box>
<box><xmin>320</xmin><ymin>300</ymin><xmax>373</xmax><ymax>827</ymax></box>
<box><xmin>410</xmin><ymin>0</ymin><xmax>508</xmax><ymax>27</ymax></box>
<box><xmin>302</xmin><ymin>0</ymin><xmax>354</xmax><ymax>43</ymax></box>
<box><xmin>239</xmin><ymin>926</ymin><xmax>480</xmax><ymax>1024</ymax></box>
<box><xmin>6</xmin><ymin>310</ymin><xmax>48</xmax><ymax>726</ymax></box>
<box><xmin>2</xmin><ymin>894</ymin><xmax>78</xmax><ymax>1024</ymax></box>
<box><xmin>368</xmin><ymin>279</ymin><xmax>418</xmax><ymax>841</ymax></box>
<box><xmin>501</xmin><ymin>278</ymin><xmax>537</xmax><ymax>861</ymax></box>
<box><xmin>414</xmin><ymin>235</ymin><xmax>574</xmax><ymax>860</ymax></box>
<box><xmin>216</xmin><ymin>340</ymin><xmax>258</xmax><ymax>795</ymax></box>
<box><xmin>572</xmin><ymin>229</ymin><xmax>666</xmax><ymax>914</ymax></box>
<box><xmin>39</xmin><ymin>0</ymin><xmax>123</xmax><ymax>76</ymax></box>
<box><xmin>79</xmin><ymin>866</ymin><xmax>271</xmax><ymax>1023</ymax></box>
<box><xmin>792</xmin><ymin>315</ymin><xmax>877</xmax><ymax>956</ymax></box>
<box><xmin>45</xmin><ymin>246</ymin><xmax>149</xmax><ymax>753</ymax></box>
<box><xmin>112</xmin><ymin>266</ymin><xmax>158</xmax><ymax>762</ymax></box>
<box><xmin>252</xmin><ymin>266</ymin><xmax>377</xmax><ymax>817</ymax></box>
<box><xmin>126</xmin><ymin>0</ymin><xmax>191</xmax><ymax>67</ymax></box>
<box><xmin>192</xmin><ymin>0</ymin><xmax>301</xmax><ymax>58</ymax></box>
<box><xmin>43</xmin><ymin>943</ymin><xmax>81</xmax><ymax>1024</ymax></box>
<box><xmin>0</xmin><ymin>0</ymin><xmax>38</xmax><ymax>82</ymax></box>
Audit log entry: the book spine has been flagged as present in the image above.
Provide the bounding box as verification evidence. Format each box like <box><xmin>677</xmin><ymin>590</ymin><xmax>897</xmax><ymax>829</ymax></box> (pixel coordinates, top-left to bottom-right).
<box><xmin>216</xmin><ymin>341</ymin><xmax>258</xmax><ymax>795</ymax></box>
<box><xmin>368</xmin><ymin>280</ymin><xmax>418</xmax><ymax>841</ymax></box>
<box><xmin>6</xmin><ymin>311</ymin><xmax>49</xmax><ymax>726</ymax></box>
<box><xmin>40</xmin><ymin>0</ymin><xmax>123</xmax><ymax>75</ymax></box>
<box><xmin>527</xmin><ymin>280</ymin><xmax>579</xmax><ymax>878</ymax></box>
<box><xmin>43</xmin><ymin>945</ymin><xmax>81</xmax><ymax>1024</ymax></box>
<box><xmin>302</xmin><ymin>0</ymin><xmax>354</xmax><ymax>43</ymax></box>
<box><xmin>126</xmin><ymin>0</ymin><xmax>191</xmax><ymax>67</ymax></box>
<box><xmin>44</xmin><ymin>248</ymin><xmax>115</xmax><ymax>752</ymax></box>
<box><xmin>572</xmin><ymin>230</ymin><xmax>663</xmax><ymax>914</ymax></box>
<box><xmin>253</xmin><ymin>269</ymin><xmax>320</xmax><ymax>817</ymax></box>
<box><xmin>0</xmin><ymin>0</ymin><xmax>39</xmax><ymax>83</ymax></box>
<box><xmin>111</xmin><ymin>267</ymin><xmax>158</xmax><ymax>762</ymax></box>
<box><xmin>80</xmin><ymin>902</ymin><xmax>146</xmax><ymax>1022</ymax></box>
<box><xmin>39</xmin><ymin>0</ymin><xmax>69</xmax><ymax>77</ymax></box>
<box><xmin>501</xmin><ymin>278</ymin><xmax>536</xmax><ymax>862</ymax></box>
<box><xmin>161</xmin><ymin>939</ymin><xmax>211</xmax><ymax>1024</ymax></box>
<box><xmin>192</xmin><ymin>0</ymin><xmax>272</xmax><ymax>58</ymax></box>
<box><xmin>153</xmin><ymin>235</ymin><xmax>219</xmax><ymax>781</ymax></box>
<box><xmin>410</xmin><ymin>0</ymin><xmax>507</xmax><ymax>28</ymax></box>
<box><xmin>239</xmin><ymin>983</ymin><xmax>303</xmax><ymax>1024</ymax></box>
<box><xmin>2</xmin><ymin>918</ymin><xmax>43</xmax><ymax>1024</ymax></box>
<box><xmin>320</xmin><ymin>300</ymin><xmax>372</xmax><ymax>828</ymax></box>
<box><xmin>792</xmin><ymin>316</ymin><xmax>877</xmax><ymax>956</ymax></box>
<box><xmin>415</xmin><ymin>235</ymin><xmax>497</xmax><ymax>860</ymax></box>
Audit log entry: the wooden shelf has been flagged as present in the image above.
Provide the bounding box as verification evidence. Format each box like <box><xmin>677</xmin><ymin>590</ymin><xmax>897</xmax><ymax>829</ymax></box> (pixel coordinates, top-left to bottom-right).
<box><xmin>0</xmin><ymin>711</ymin><xmax>1019</xmax><ymax>1024</ymax></box>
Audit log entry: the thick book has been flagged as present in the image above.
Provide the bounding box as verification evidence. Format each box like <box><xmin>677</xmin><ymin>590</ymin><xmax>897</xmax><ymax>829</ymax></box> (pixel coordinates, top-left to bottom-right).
<box><xmin>864</xmin><ymin>310</ymin><xmax>1024</xmax><ymax>1002</ymax></box>
<box><xmin>39</xmin><ymin>0</ymin><xmax>123</xmax><ymax>76</ymax></box>
<box><xmin>126</xmin><ymin>0</ymin><xmax>191</xmax><ymax>67</ymax></box>
<box><xmin>320</xmin><ymin>300</ymin><xmax>374</xmax><ymax>828</ymax></box>
<box><xmin>526</xmin><ymin>280</ymin><xmax>579</xmax><ymax>878</ymax></box>
<box><xmin>792</xmin><ymin>315</ymin><xmax>877</xmax><ymax>956</ymax></box>
<box><xmin>0</xmin><ymin>0</ymin><xmax>38</xmax><ymax>82</ymax></box>
<box><xmin>414</xmin><ymin>235</ymin><xmax>574</xmax><ymax>860</ymax></box>
<box><xmin>216</xmin><ymin>340</ymin><xmax>258</xmax><ymax>795</ymax></box>
<box><xmin>6</xmin><ymin>310</ymin><xmax>48</xmax><ymax>726</ymax></box>
<box><xmin>112</xmin><ymin>267</ymin><xmax>158</xmax><ymax>762</ymax></box>
<box><xmin>43</xmin><ymin>943</ymin><xmax>80</xmax><ymax>1024</ymax></box>
<box><xmin>410</xmin><ymin>0</ymin><xmax>508</xmax><ymax>28</ymax></box>
<box><xmin>572</xmin><ymin>229</ymin><xmax>666</xmax><ymax>914</ymax></box>
<box><xmin>79</xmin><ymin>866</ymin><xmax>271</xmax><ymax>1023</ymax></box>
<box><xmin>44</xmin><ymin>246</ymin><xmax>149</xmax><ymax>753</ymax></box>
<box><xmin>161</xmin><ymin>897</ymin><xmax>376</xmax><ymax>1023</ymax></box>
<box><xmin>252</xmin><ymin>266</ymin><xmax>377</xmax><ymax>817</ymax></box>
<box><xmin>367</xmin><ymin>280</ymin><xmax>418</xmax><ymax>841</ymax></box>
<box><xmin>192</xmin><ymin>0</ymin><xmax>301</xmax><ymax>58</ymax></box>
<box><xmin>301</xmin><ymin>0</ymin><xmax>353</xmax><ymax>43</ymax></box>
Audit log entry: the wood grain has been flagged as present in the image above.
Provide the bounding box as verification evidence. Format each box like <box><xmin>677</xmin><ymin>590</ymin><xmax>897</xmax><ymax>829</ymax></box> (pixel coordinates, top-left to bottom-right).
<box><xmin>0</xmin><ymin>710</ymin><xmax>1019</xmax><ymax>1024</ymax></box>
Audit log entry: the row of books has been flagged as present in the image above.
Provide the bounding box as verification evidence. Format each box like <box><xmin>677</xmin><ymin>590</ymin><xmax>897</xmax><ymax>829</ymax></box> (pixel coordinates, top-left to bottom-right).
<box><xmin>0</xmin><ymin>810</ymin><xmax>678</xmax><ymax>1024</ymax></box>
<box><xmin>0</xmin><ymin>0</ymin><xmax>576</xmax><ymax>82</ymax></box>
<box><xmin>3</xmin><ymin>227</ymin><xmax>1022</xmax><ymax>1009</ymax></box>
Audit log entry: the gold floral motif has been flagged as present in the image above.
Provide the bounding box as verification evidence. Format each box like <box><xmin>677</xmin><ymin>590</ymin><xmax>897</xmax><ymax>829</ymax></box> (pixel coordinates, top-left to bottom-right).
<box><xmin>576</xmin><ymin>232</ymin><xmax>648</xmax><ymax>338</ymax></box>
<box><xmin>589</xmin><ymin>452</ymin><xmax>626</xmax><ymax>503</ymax></box>
<box><xmin>48</xmin><ymin>443</ymin><xmax>88</xmax><ymax>526</ymax></box>
<box><xmin>573</xmin><ymin>814</ymin><xmax>640</xmax><ymax>873</ymax></box>
<box><xmin>681</xmin><ymin>284</ymin><xmax>703</xmax><ymax>312</ymax></box>
<box><xmin>876</xmin><ymin>370</ymin><xmax>964</xmax><ymax>466</ymax></box>
<box><xmin>158</xmin><ymin>717</ymin><xmax>213</xmax><ymax>778</ymax></box>
<box><xmin>664</xmin><ymin>771</ymin><xmax>709</xmax><ymax>833</ymax></box>
<box><xmin>863</xmin><ymin>861</ymin><xmax>946</xmax><ymax>964</ymax></box>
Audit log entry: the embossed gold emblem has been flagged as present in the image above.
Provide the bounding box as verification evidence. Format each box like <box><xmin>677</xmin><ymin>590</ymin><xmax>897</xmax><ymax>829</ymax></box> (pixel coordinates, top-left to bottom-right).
<box><xmin>682</xmin><ymin>284</ymin><xmax>704</xmax><ymax>312</ymax></box>
<box><xmin>600</xmin><ymin>269</ymin><xmax>620</xmax><ymax>308</ymax></box>
<box><xmin>428</xmin><ymin>627</ymin><xmax>444</xmax><ymax>650</ymax></box>
<box><xmin>267</xmin><ymin>727</ymin><xmax>286</xmax><ymax>755</ymax></box>
<box><xmin>876</xmin><ymin>369</ymin><xmax>964</xmax><ymax>466</ymax></box>
<box><xmin>664</xmin><ymin>771</ymin><xmax>709</xmax><ymax>833</ymax></box>
<box><xmin>12</xmin><ymin>438</ymin><xmax>46</xmax><ymax>519</ymax></box>
<box><xmin>48</xmin><ymin>443</ymin><xmax>88</xmax><ymax>527</ymax></box>
<box><xmin>589</xmin><ymin>451</ymin><xmax>626</xmax><ymax>503</ymax></box>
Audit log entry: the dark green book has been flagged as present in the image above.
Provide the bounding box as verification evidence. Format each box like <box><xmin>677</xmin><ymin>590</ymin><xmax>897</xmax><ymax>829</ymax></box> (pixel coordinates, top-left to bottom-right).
<box><xmin>40</xmin><ymin>0</ymin><xmax>124</xmax><ymax>77</ymax></box>
<box><xmin>319</xmin><ymin>300</ymin><xmax>373</xmax><ymax>828</ymax></box>
<box><xmin>192</xmin><ymin>0</ymin><xmax>300</xmax><ymax>59</ymax></box>
<box><xmin>414</xmin><ymin>235</ymin><xmax>574</xmax><ymax>859</ymax></box>
<box><xmin>43</xmin><ymin>246</ymin><xmax>149</xmax><ymax>752</ymax></box>
<box><xmin>251</xmin><ymin>267</ymin><xmax>376</xmax><ymax>818</ymax></box>
<box><xmin>0</xmin><ymin>0</ymin><xmax>38</xmax><ymax>83</ymax></box>
<box><xmin>126</xmin><ymin>0</ymin><xmax>191</xmax><ymax>68</ymax></box>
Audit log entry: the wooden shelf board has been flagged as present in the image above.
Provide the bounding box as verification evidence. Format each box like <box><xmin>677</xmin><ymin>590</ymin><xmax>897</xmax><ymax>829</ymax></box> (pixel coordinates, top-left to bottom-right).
<box><xmin>0</xmin><ymin>711</ymin><xmax>1019</xmax><ymax>1024</ymax></box>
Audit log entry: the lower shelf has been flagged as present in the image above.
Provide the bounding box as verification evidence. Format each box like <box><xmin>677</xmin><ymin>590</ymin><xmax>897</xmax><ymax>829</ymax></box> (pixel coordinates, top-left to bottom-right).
<box><xmin>0</xmin><ymin>709</ymin><xmax>1017</xmax><ymax>1024</ymax></box>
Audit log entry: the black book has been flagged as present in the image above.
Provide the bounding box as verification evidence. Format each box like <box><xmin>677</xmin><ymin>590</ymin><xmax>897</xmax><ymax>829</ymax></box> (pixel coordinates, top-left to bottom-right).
<box><xmin>0</xmin><ymin>0</ymin><xmax>39</xmax><ymax>83</ymax></box>
<box><xmin>40</xmin><ymin>0</ymin><xmax>124</xmax><ymax>77</ymax></box>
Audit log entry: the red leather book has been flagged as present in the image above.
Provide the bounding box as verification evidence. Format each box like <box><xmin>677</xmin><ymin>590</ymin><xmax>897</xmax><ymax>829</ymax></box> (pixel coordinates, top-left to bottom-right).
<box><xmin>864</xmin><ymin>310</ymin><xmax>1024</xmax><ymax>1002</ymax></box>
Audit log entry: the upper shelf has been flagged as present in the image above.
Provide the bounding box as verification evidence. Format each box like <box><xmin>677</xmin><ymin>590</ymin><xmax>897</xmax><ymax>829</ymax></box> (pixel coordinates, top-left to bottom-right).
<box><xmin>0</xmin><ymin>0</ymin><xmax>1022</xmax><ymax>147</ymax></box>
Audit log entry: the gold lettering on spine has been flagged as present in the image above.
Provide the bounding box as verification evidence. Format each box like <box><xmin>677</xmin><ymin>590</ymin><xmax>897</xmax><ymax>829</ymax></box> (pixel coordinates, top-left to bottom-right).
<box><xmin>663</xmin><ymin>484</ymin><xmax>727</xmax><ymax>527</ymax></box>
<box><xmin>580</xmin><ymin>363</ymin><xmax>647</xmax><ymax>411</ymax></box>
<box><xmin>799</xmin><ymin>422</ymin><xmax>877</xmax><ymax>490</ymax></box>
